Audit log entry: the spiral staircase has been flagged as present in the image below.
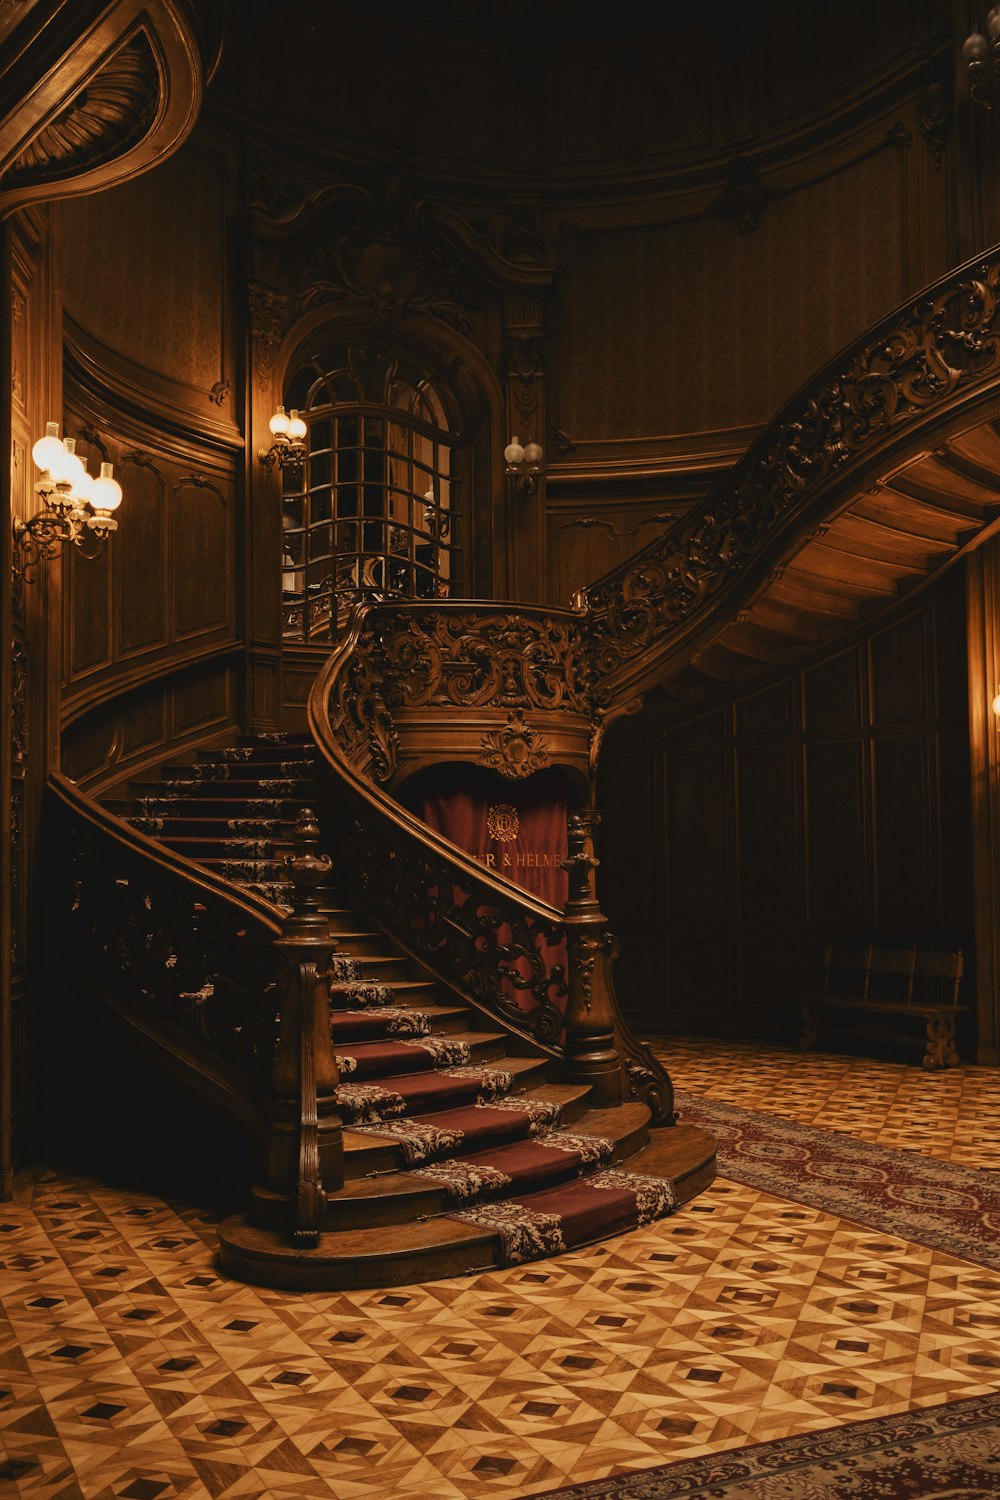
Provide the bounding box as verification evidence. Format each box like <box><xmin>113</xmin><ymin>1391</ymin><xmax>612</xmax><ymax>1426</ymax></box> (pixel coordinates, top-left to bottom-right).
<box><xmin>54</xmin><ymin>246</ymin><xmax>1000</xmax><ymax>1288</ymax></box>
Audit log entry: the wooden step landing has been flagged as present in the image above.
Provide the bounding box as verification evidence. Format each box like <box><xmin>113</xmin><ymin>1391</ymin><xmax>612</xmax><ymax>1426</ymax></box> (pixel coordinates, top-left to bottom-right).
<box><xmin>216</xmin><ymin>1124</ymin><xmax>716</xmax><ymax>1291</ymax></box>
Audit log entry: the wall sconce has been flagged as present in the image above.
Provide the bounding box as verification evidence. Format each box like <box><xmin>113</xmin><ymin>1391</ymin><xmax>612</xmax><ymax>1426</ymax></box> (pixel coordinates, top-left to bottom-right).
<box><xmin>259</xmin><ymin>405</ymin><xmax>307</xmax><ymax>473</ymax></box>
<box><xmin>504</xmin><ymin>434</ymin><xmax>544</xmax><ymax>496</ymax></box>
<box><xmin>963</xmin><ymin>9</ymin><xmax>1000</xmax><ymax>106</ymax></box>
<box><xmin>13</xmin><ymin>422</ymin><xmax>123</xmax><ymax>582</ymax></box>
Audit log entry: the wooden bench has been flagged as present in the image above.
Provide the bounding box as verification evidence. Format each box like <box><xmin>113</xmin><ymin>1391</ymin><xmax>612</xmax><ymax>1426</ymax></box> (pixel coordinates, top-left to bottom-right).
<box><xmin>800</xmin><ymin>942</ymin><xmax>969</xmax><ymax>1070</ymax></box>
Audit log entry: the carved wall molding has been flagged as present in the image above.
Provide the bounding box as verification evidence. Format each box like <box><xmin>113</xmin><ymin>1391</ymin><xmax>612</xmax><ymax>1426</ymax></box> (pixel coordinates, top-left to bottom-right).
<box><xmin>916</xmin><ymin>52</ymin><xmax>953</xmax><ymax>168</ymax></box>
<box><xmin>715</xmin><ymin>155</ymin><xmax>768</xmax><ymax>233</ymax></box>
<box><xmin>248</xmin><ymin>283</ymin><xmax>292</xmax><ymax>389</ymax></box>
<box><xmin>479</xmin><ymin>709</ymin><xmax>551</xmax><ymax>779</ymax></box>
<box><xmin>10</xmin><ymin>642</ymin><xmax>27</xmax><ymax>765</ymax></box>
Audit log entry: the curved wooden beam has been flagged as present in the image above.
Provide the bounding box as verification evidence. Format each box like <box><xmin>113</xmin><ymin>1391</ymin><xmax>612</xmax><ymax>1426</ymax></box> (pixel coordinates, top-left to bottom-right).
<box><xmin>587</xmin><ymin>246</ymin><xmax>1000</xmax><ymax>705</ymax></box>
<box><xmin>0</xmin><ymin>0</ymin><xmax>223</xmax><ymax>215</ymax></box>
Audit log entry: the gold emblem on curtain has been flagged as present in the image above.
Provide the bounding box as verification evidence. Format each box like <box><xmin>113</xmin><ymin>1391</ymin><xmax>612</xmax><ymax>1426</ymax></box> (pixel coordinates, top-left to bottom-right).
<box><xmin>486</xmin><ymin>804</ymin><xmax>519</xmax><ymax>842</ymax></box>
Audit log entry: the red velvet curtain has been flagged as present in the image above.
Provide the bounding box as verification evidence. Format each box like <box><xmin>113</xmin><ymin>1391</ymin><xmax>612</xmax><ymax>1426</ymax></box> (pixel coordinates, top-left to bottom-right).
<box><xmin>403</xmin><ymin>764</ymin><xmax>570</xmax><ymax>1033</ymax></box>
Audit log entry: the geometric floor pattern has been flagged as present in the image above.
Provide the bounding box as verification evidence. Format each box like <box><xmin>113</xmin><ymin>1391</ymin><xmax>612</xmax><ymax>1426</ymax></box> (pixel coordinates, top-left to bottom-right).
<box><xmin>2</xmin><ymin>1040</ymin><xmax>1000</xmax><ymax>1499</ymax></box>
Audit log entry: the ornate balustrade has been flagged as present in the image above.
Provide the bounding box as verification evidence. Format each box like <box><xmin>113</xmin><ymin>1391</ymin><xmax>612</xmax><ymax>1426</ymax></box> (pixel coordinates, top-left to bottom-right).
<box><xmin>309</xmin><ymin>601</ymin><xmax>674</xmax><ymax>1120</ymax></box>
<box><xmin>328</xmin><ymin>600</ymin><xmax>597</xmax><ymax>787</ymax></box>
<box><xmin>587</xmin><ymin>250</ymin><xmax>1000</xmax><ymax>703</ymax></box>
<box><xmin>50</xmin><ymin>775</ymin><xmax>342</xmax><ymax>1242</ymax></box>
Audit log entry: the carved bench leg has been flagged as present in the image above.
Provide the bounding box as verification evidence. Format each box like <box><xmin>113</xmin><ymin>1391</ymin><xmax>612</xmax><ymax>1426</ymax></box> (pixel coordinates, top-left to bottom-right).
<box><xmin>800</xmin><ymin>1003</ymin><xmax>818</xmax><ymax>1051</ymax></box>
<box><xmin>923</xmin><ymin>1013</ymin><xmax>958</xmax><ymax>1071</ymax></box>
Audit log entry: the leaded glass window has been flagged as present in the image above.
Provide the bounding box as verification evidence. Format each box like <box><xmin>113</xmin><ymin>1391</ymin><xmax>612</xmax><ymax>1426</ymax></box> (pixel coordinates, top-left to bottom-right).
<box><xmin>281</xmin><ymin>344</ymin><xmax>460</xmax><ymax>641</ymax></box>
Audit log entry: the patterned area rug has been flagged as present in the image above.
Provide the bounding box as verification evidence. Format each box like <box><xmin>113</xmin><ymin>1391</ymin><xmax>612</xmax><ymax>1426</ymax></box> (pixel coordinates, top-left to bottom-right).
<box><xmin>534</xmin><ymin>1092</ymin><xmax>1000</xmax><ymax>1499</ymax></box>
<box><xmin>674</xmin><ymin>1090</ymin><xmax>1000</xmax><ymax>1269</ymax></box>
<box><xmin>531</xmin><ymin>1391</ymin><xmax>1000</xmax><ymax>1498</ymax></box>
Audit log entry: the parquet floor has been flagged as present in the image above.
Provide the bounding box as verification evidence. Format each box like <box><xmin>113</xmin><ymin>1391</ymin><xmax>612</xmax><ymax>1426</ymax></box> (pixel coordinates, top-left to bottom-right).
<box><xmin>2</xmin><ymin>1041</ymin><xmax>999</xmax><ymax>1500</ymax></box>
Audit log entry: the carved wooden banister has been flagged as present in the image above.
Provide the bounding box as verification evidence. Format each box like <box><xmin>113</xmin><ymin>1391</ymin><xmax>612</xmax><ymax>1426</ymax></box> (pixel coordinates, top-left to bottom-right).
<box><xmin>586</xmin><ymin>247</ymin><xmax>1000</xmax><ymax>706</ymax></box>
<box><xmin>51</xmin><ymin>774</ymin><xmax>342</xmax><ymax>1243</ymax></box>
<box><xmin>308</xmin><ymin>600</ymin><xmax>675</xmax><ymax>1123</ymax></box>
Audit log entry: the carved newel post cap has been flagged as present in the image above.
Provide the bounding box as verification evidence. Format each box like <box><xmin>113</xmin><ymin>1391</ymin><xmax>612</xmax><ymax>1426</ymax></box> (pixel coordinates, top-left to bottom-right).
<box><xmin>283</xmin><ymin>808</ymin><xmax>333</xmax><ymax>929</ymax></box>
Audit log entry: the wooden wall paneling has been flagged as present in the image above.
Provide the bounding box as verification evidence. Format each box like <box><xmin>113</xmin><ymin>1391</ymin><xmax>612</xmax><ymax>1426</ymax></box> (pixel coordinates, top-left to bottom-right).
<box><xmin>665</xmin><ymin>744</ymin><xmax>730</xmax><ymax>928</ymax></box>
<box><xmin>173</xmin><ymin>476</ymin><xmax>233</xmax><ymax>638</ymax></box>
<box><xmin>3</xmin><ymin>207</ymin><xmax>59</xmax><ymax>1189</ymax></box>
<box><xmin>870</xmin><ymin>610</ymin><xmax>927</xmax><ymax>724</ymax></box>
<box><xmin>62</xmin><ymin>712</ymin><xmax>119</xmax><ymax>786</ymax></box>
<box><xmin>172</xmin><ymin>660</ymin><xmax>234</xmax><ymax>738</ymax></box>
<box><xmin>66</xmin><ymin>541</ymin><xmax>112</xmax><ymax>680</ymax></box>
<box><xmin>598</xmin><ymin>571</ymin><xmax>972</xmax><ymax>1046</ymax></box>
<box><xmin>121</xmin><ymin>687</ymin><xmax>167</xmax><ymax>759</ymax></box>
<box><xmin>116</xmin><ymin>452</ymin><xmax>169</xmax><ymax>657</ymax></box>
<box><xmin>803</xmin><ymin>647</ymin><xmax>862</xmax><ymax>730</ymax></box>
<box><xmin>549</xmin><ymin>518</ymin><xmax>622</xmax><ymax>609</ymax></box>
<box><xmin>965</xmin><ymin>543</ymin><xmax>1000</xmax><ymax>1063</ymax></box>
<box><xmin>872</xmin><ymin>733</ymin><xmax>933</xmax><ymax>931</ymax></box>
<box><xmin>735</xmin><ymin>743</ymin><xmax>798</xmax><ymax>927</ymax></box>
<box><xmin>58</xmin><ymin>141</ymin><xmax>237</xmax><ymax>432</ymax></box>
<box><xmin>804</xmin><ymin>739</ymin><xmax>868</xmax><ymax>935</ymax></box>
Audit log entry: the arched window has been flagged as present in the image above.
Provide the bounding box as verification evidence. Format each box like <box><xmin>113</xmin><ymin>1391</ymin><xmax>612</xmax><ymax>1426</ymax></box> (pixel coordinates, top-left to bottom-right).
<box><xmin>280</xmin><ymin>342</ymin><xmax>461</xmax><ymax>641</ymax></box>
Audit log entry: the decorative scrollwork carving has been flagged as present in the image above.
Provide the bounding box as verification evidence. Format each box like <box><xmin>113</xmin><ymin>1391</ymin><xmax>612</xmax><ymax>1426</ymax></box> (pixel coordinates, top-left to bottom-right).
<box><xmin>376</xmin><ymin>606</ymin><xmax>592</xmax><ymax>716</ymax></box>
<box><xmin>11</xmin><ymin>641</ymin><xmax>27</xmax><ymax>763</ymax></box>
<box><xmin>588</xmin><ymin>251</ymin><xmax>1000</xmax><ymax>699</ymax></box>
<box><xmin>249</xmin><ymin>283</ymin><xmax>292</xmax><ymax>389</ymax></box>
<box><xmin>479</xmin><ymin>709</ymin><xmax>551</xmax><ymax>779</ymax></box>
<box><xmin>330</xmin><ymin>792</ymin><xmax>568</xmax><ymax>1047</ymax></box>
<box><xmin>62</xmin><ymin>808</ymin><xmax>282</xmax><ymax>1082</ymax></box>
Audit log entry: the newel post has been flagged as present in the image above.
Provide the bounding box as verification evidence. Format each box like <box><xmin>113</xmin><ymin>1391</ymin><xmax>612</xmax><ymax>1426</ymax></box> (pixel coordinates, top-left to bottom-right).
<box><xmin>561</xmin><ymin>808</ymin><xmax>624</xmax><ymax>1107</ymax></box>
<box><xmin>262</xmin><ymin>809</ymin><xmax>343</xmax><ymax>1247</ymax></box>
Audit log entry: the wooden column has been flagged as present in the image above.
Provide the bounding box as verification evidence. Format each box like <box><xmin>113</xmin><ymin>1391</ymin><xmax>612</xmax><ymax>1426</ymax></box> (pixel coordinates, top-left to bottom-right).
<box><xmin>966</xmin><ymin>542</ymin><xmax>1000</xmax><ymax>1064</ymax></box>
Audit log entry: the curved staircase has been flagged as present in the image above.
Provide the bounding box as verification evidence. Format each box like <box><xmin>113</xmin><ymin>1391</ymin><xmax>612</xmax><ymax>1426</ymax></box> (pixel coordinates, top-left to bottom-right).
<box><xmin>87</xmin><ymin>737</ymin><xmax>714</xmax><ymax>1289</ymax></box>
<box><xmin>55</xmin><ymin>248</ymin><xmax>1000</xmax><ymax>1288</ymax></box>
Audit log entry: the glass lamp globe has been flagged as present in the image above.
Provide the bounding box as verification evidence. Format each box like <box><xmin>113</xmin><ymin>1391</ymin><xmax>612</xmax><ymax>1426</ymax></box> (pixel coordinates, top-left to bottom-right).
<box><xmin>504</xmin><ymin>436</ymin><xmax>525</xmax><ymax>465</ymax></box>
<box><xmin>31</xmin><ymin>422</ymin><xmax>65</xmax><ymax>473</ymax></box>
<box><xmin>269</xmin><ymin>406</ymin><xmax>291</xmax><ymax>437</ymax></box>
<box><xmin>91</xmin><ymin>462</ymin><xmax>123</xmax><ymax>512</ymax></box>
<box><xmin>287</xmin><ymin>410</ymin><xmax>307</xmax><ymax>441</ymax></box>
<box><xmin>523</xmin><ymin>440</ymin><xmax>544</xmax><ymax>466</ymax></box>
<box><xmin>49</xmin><ymin>439</ymin><xmax>85</xmax><ymax>487</ymax></box>
<box><xmin>964</xmin><ymin>31</ymin><xmax>989</xmax><ymax>60</ymax></box>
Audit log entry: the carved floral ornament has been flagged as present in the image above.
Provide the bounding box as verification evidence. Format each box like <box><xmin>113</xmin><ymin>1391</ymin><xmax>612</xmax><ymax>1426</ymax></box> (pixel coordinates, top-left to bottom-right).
<box><xmin>480</xmin><ymin>709</ymin><xmax>551</xmax><ymax>779</ymax></box>
<box><xmin>588</xmin><ymin>253</ymin><xmax>1000</xmax><ymax>694</ymax></box>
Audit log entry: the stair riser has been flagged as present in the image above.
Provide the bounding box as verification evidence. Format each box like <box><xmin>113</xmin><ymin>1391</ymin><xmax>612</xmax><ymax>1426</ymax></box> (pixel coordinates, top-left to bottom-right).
<box><xmin>218</xmin><ymin>1224</ymin><xmax>500</xmax><ymax>1290</ymax></box>
<box><xmin>337</xmin><ymin>1037</ymin><xmax>508</xmax><ymax>1081</ymax></box>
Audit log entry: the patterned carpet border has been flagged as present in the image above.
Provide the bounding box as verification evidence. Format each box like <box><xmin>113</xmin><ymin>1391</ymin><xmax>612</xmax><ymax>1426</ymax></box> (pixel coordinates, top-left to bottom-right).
<box><xmin>529</xmin><ymin>1390</ymin><xmax>1000</xmax><ymax>1498</ymax></box>
<box><xmin>672</xmin><ymin>1090</ymin><xmax>1000</xmax><ymax>1270</ymax></box>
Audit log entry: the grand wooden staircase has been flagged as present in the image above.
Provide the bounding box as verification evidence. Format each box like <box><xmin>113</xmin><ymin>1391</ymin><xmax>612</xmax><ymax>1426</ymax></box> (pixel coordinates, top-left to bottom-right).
<box><xmin>55</xmin><ymin>736</ymin><xmax>712</xmax><ymax>1289</ymax></box>
<box><xmin>53</xmin><ymin>244</ymin><xmax>1000</xmax><ymax>1288</ymax></box>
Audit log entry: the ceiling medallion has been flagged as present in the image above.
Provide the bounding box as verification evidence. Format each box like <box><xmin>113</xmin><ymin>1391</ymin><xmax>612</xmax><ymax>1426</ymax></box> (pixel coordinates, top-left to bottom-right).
<box><xmin>486</xmin><ymin>804</ymin><xmax>519</xmax><ymax>843</ymax></box>
<box><xmin>479</xmin><ymin>709</ymin><xmax>550</xmax><ymax>780</ymax></box>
